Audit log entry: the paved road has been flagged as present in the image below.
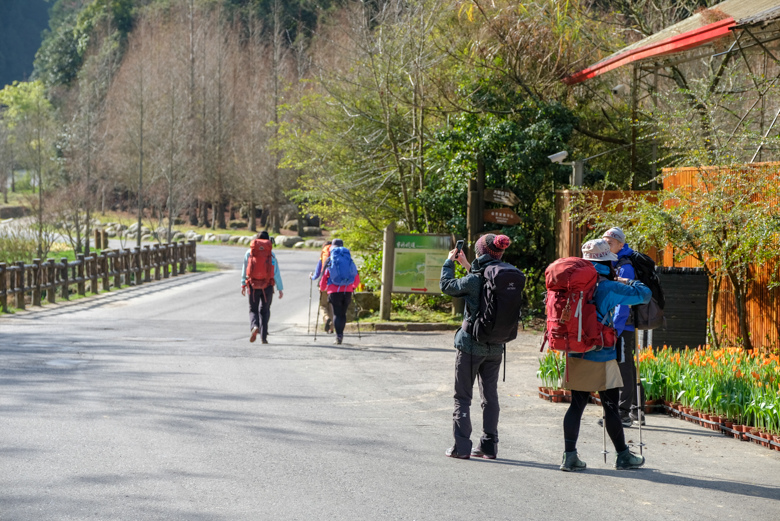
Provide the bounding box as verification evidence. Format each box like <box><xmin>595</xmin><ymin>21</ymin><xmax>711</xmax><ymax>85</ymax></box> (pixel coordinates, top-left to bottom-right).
<box><xmin>1</xmin><ymin>245</ymin><xmax>779</xmax><ymax>520</ymax></box>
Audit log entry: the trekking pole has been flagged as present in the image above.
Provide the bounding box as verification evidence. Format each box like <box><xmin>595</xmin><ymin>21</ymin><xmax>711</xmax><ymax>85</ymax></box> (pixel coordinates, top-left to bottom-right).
<box><xmin>307</xmin><ymin>274</ymin><xmax>313</xmax><ymax>335</ymax></box>
<box><xmin>602</xmin><ymin>409</ymin><xmax>608</xmax><ymax>464</ymax></box>
<box><xmin>314</xmin><ymin>292</ymin><xmax>321</xmax><ymax>341</ymax></box>
<box><xmin>635</xmin><ymin>335</ymin><xmax>646</xmax><ymax>456</ymax></box>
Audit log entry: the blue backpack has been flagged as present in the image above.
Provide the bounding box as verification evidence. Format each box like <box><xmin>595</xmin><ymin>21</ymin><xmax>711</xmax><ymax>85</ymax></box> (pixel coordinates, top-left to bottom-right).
<box><xmin>328</xmin><ymin>246</ymin><xmax>358</xmax><ymax>286</ymax></box>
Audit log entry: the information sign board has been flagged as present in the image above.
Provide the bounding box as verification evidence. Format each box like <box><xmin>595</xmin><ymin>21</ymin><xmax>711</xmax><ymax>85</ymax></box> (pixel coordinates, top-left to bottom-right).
<box><xmin>391</xmin><ymin>234</ymin><xmax>452</xmax><ymax>293</ymax></box>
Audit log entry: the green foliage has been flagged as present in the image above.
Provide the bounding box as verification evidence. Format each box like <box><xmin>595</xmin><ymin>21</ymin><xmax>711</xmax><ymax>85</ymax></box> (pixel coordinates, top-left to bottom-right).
<box><xmin>35</xmin><ymin>0</ymin><xmax>135</xmax><ymax>88</ymax></box>
<box><xmin>0</xmin><ymin>0</ymin><xmax>50</xmax><ymax>88</ymax></box>
<box><xmin>0</xmin><ymin>223</ymin><xmax>38</xmax><ymax>264</ymax></box>
<box><xmin>424</xmin><ymin>90</ymin><xmax>576</xmax><ymax>308</ymax></box>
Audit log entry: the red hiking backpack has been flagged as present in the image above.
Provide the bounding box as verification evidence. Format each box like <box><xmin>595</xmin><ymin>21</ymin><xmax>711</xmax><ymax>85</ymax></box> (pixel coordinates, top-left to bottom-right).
<box><xmin>540</xmin><ymin>257</ymin><xmax>616</xmax><ymax>354</ymax></box>
<box><xmin>246</xmin><ymin>238</ymin><xmax>275</xmax><ymax>289</ymax></box>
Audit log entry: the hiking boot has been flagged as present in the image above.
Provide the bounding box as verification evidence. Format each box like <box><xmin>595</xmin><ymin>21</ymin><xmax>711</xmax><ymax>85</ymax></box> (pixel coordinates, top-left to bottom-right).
<box><xmin>614</xmin><ymin>448</ymin><xmax>645</xmax><ymax>470</ymax></box>
<box><xmin>560</xmin><ymin>451</ymin><xmax>586</xmax><ymax>472</ymax></box>
<box><xmin>445</xmin><ymin>446</ymin><xmax>470</xmax><ymax>460</ymax></box>
<box><xmin>470</xmin><ymin>447</ymin><xmax>497</xmax><ymax>460</ymax></box>
<box><xmin>324</xmin><ymin>319</ymin><xmax>333</xmax><ymax>334</ymax></box>
<box><xmin>261</xmin><ymin>339</ymin><xmax>268</xmax><ymax>344</ymax></box>
<box><xmin>249</xmin><ymin>327</ymin><xmax>259</xmax><ymax>343</ymax></box>
<box><xmin>334</xmin><ymin>336</ymin><xmax>343</xmax><ymax>345</ymax></box>
<box><xmin>629</xmin><ymin>413</ymin><xmax>646</xmax><ymax>426</ymax></box>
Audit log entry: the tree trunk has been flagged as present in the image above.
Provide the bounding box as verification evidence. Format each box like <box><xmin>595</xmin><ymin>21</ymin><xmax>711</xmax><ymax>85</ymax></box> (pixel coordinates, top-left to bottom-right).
<box><xmin>708</xmin><ymin>276</ymin><xmax>721</xmax><ymax>350</ymax></box>
<box><xmin>728</xmin><ymin>272</ymin><xmax>753</xmax><ymax>351</ymax></box>
<box><xmin>189</xmin><ymin>199</ymin><xmax>199</xmax><ymax>226</ymax></box>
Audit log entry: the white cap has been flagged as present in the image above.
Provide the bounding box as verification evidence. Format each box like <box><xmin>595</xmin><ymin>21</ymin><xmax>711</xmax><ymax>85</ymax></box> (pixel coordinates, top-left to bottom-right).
<box><xmin>582</xmin><ymin>239</ymin><xmax>618</xmax><ymax>262</ymax></box>
<box><xmin>602</xmin><ymin>227</ymin><xmax>626</xmax><ymax>244</ymax></box>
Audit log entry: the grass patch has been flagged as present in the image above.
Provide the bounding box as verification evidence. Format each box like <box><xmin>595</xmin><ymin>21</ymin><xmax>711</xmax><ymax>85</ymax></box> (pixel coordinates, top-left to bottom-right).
<box><xmin>360</xmin><ymin>308</ymin><xmax>462</xmax><ymax>325</ymax></box>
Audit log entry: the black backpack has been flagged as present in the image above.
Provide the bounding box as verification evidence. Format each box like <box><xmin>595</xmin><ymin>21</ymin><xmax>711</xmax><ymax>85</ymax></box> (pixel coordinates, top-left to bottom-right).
<box><xmin>617</xmin><ymin>251</ymin><xmax>665</xmax><ymax>330</ymax></box>
<box><xmin>463</xmin><ymin>262</ymin><xmax>526</xmax><ymax>344</ymax></box>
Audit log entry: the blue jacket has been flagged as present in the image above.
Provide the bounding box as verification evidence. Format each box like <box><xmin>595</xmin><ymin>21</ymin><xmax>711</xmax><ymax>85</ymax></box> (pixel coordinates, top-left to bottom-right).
<box><xmin>241</xmin><ymin>250</ymin><xmax>284</xmax><ymax>290</ymax></box>
<box><xmin>612</xmin><ymin>243</ymin><xmax>636</xmax><ymax>334</ymax></box>
<box><xmin>572</xmin><ymin>262</ymin><xmax>651</xmax><ymax>362</ymax></box>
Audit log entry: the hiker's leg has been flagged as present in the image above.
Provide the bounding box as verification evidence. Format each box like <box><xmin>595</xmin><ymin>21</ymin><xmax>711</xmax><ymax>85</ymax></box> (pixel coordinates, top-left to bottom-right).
<box><xmin>477</xmin><ymin>353</ymin><xmax>503</xmax><ymax>454</ymax></box>
<box><xmin>453</xmin><ymin>350</ymin><xmax>479</xmax><ymax>455</ymax></box>
<box><xmin>600</xmin><ymin>387</ymin><xmax>628</xmax><ymax>452</ymax></box>
<box><xmin>328</xmin><ymin>292</ymin><xmax>349</xmax><ymax>338</ymax></box>
<box><xmin>563</xmin><ymin>390</ymin><xmax>590</xmax><ymax>452</ymax></box>
<box><xmin>259</xmin><ymin>286</ymin><xmax>274</xmax><ymax>341</ymax></box>
<box><xmin>617</xmin><ymin>330</ymin><xmax>637</xmax><ymax>418</ymax></box>
<box><xmin>248</xmin><ymin>287</ymin><xmax>260</xmax><ymax>330</ymax></box>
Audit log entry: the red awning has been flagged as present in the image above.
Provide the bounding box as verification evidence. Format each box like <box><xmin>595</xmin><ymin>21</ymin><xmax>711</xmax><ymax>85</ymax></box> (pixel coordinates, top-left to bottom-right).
<box><xmin>564</xmin><ymin>17</ymin><xmax>736</xmax><ymax>85</ymax></box>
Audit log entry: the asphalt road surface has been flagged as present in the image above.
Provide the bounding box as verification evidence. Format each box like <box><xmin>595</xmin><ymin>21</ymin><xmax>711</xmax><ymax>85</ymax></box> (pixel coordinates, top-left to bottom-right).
<box><xmin>2</xmin><ymin>245</ymin><xmax>779</xmax><ymax>520</ymax></box>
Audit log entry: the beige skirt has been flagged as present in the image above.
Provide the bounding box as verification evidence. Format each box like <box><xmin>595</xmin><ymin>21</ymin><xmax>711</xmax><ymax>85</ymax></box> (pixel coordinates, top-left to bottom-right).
<box><xmin>562</xmin><ymin>357</ymin><xmax>623</xmax><ymax>393</ymax></box>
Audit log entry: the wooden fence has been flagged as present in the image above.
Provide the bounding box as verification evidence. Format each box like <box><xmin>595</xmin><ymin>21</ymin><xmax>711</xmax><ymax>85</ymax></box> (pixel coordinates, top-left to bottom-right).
<box><xmin>0</xmin><ymin>241</ymin><xmax>197</xmax><ymax>313</ymax></box>
<box><xmin>663</xmin><ymin>165</ymin><xmax>780</xmax><ymax>349</ymax></box>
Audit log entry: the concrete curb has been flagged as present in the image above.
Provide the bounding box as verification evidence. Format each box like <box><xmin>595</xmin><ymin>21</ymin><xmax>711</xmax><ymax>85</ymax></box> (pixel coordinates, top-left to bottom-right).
<box><xmin>343</xmin><ymin>322</ymin><xmax>459</xmax><ymax>332</ymax></box>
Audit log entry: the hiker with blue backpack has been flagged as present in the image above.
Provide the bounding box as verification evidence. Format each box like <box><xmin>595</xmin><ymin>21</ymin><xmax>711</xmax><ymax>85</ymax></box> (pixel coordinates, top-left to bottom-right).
<box><xmin>547</xmin><ymin>239</ymin><xmax>650</xmax><ymax>472</ymax></box>
<box><xmin>602</xmin><ymin>227</ymin><xmax>645</xmax><ymax>427</ymax></box>
<box><xmin>241</xmin><ymin>231</ymin><xmax>284</xmax><ymax>344</ymax></box>
<box><xmin>320</xmin><ymin>239</ymin><xmax>360</xmax><ymax>345</ymax></box>
<box><xmin>440</xmin><ymin>234</ymin><xmax>525</xmax><ymax>460</ymax></box>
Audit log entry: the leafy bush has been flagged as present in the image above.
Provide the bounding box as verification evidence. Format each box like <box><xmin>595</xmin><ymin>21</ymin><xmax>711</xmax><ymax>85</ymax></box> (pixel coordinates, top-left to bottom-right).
<box><xmin>0</xmin><ymin>223</ymin><xmax>38</xmax><ymax>264</ymax></box>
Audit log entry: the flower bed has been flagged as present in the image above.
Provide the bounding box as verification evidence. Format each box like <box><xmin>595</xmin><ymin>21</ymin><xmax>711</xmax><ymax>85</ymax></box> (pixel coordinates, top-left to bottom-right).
<box><xmin>538</xmin><ymin>346</ymin><xmax>780</xmax><ymax>451</ymax></box>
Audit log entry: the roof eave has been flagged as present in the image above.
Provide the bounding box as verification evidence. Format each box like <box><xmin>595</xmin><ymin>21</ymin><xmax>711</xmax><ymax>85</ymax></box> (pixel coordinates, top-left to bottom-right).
<box><xmin>563</xmin><ymin>17</ymin><xmax>736</xmax><ymax>85</ymax></box>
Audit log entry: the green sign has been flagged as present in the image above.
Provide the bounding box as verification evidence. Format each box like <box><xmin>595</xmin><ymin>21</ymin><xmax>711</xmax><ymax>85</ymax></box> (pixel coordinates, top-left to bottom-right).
<box><xmin>392</xmin><ymin>234</ymin><xmax>452</xmax><ymax>293</ymax></box>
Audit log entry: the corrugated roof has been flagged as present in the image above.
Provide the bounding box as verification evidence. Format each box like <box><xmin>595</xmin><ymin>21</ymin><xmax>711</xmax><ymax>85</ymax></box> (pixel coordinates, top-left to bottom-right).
<box><xmin>735</xmin><ymin>4</ymin><xmax>780</xmax><ymax>26</ymax></box>
<box><xmin>566</xmin><ymin>0</ymin><xmax>780</xmax><ymax>84</ymax></box>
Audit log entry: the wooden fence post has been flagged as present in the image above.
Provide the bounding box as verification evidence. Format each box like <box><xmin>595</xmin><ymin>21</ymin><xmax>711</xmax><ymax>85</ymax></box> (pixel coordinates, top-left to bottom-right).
<box><xmin>61</xmin><ymin>257</ymin><xmax>69</xmax><ymax>300</ymax></box>
<box><xmin>113</xmin><ymin>253</ymin><xmax>122</xmax><ymax>289</ymax></box>
<box><xmin>178</xmin><ymin>242</ymin><xmax>186</xmax><ymax>275</ymax></box>
<box><xmin>170</xmin><ymin>244</ymin><xmax>178</xmax><ymax>277</ymax></box>
<box><xmin>123</xmin><ymin>250</ymin><xmax>132</xmax><ymax>287</ymax></box>
<box><xmin>0</xmin><ymin>263</ymin><xmax>7</xmax><ymax>313</ymax></box>
<box><xmin>32</xmin><ymin>259</ymin><xmax>42</xmax><ymax>306</ymax></box>
<box><xmin>47</xmin><ymin>259</ymin><xmax>56</xmax><ymax>304</ymax></box>
<box><xmin>189</xmin><ymin>240</ymin><xmax>197</xmax><ymax>272</ymax></box>
<box><xmin>100</xmin><ymin>252</ymin><xmax>110</xmax><ymax>291</ymax></box>
<box><xmin>77</xmin><ymin>254</ymin><xmax>86</xmax><ymax>296</ymax></box>
<box><xmin>15</xmin><ymin>261</ymin><xmax>25</xmax><ymax>310</ymax></box>
<box><xmin>90</xmin><ymin>255</ymin><xmax>99</xmax><ymax>294</ymax></box>
<box><xmin>133</xmin><ymin>247</ymin><xmax>142</xmax><ymax>286</ymax></box>
<box><xmin>143</xmin><ymin>245</ymin><xmax>152</xmax><ymax>282</ymax></box>
<box><xmin>153</xmin><ymin>245</ymin><xmax>161</xmax><ymax>281</ymax></box>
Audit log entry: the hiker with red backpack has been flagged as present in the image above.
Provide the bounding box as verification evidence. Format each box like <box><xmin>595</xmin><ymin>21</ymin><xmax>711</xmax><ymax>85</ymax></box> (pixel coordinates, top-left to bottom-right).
<box><xmin>241</xmin><ymin>231</ymin><xmax>284</xmax><ymax>344</ymax></box>
<box><xmin>602</xmin><ymin>227</ymin><xmax>644</xmax><ymax>427</ymax></box>
<box><xmin>545</xmin><ymin>239</ymin><xmax>650</xmax><ymax>472</ymax></box>
<box><xmin>310</xmin><ymin>240</ymin><xmax>334</xmax><ymax>334</ymax></box>
<box><xmin>440</xmin><ymin>234</ymin><xmax>525</xmax><ymax>460</ymax></box>
<box><xmin>320</xmin><ymin>239</ymin><xmax>359</xmax><ymax>345</ymax></box>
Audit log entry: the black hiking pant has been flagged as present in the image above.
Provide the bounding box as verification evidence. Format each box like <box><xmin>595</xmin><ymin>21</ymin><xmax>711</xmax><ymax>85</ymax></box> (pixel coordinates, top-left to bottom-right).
<box><xmin>452</xmin><ymin>350</ymin><xmax>502</xmax><ymax>456</ymax></box>
<box><xmin>328</xmin><ymin>291</ymin><xmax>352</xmax><ymax>339</ymax></box>
<box><xmin>563</xmin><ymin>387</ymin><xmax>627</xmax><ymax>453</ymax></box>
<box><xmin>617</xmin><ymin>330</ymin><xmax>644</xmax><ymax>418</ymax></box>
<box><xmin>249</xmin><ymin>285</ymin><xmax>274</xmax><ymax>341</ymax></box>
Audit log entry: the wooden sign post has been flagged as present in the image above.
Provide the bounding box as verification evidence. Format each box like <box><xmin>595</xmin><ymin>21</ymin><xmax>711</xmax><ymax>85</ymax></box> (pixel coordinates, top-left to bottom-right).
<box><xmin>483</xmin><ymin>208</ymin><xmax>521</xmax><ymax>225</ymax></box>
<box><xmin>484</xmin><ymin>188</ymin><xmax>520</xmax><ymax>207</ymax></box>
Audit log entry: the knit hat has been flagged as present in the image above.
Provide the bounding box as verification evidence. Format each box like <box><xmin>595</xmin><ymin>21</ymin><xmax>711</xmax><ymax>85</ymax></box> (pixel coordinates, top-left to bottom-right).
<box><xmin>582</xmin><ymin>239</ymin><xmax>618</xmax><ymax>262</ymax></box>
<box><xmin>258</xmin><ymin>231</ymin><xmax>270</xmax><ymax>240</ymax></box>
<box><xmin>331</xmin><ymin>238</ymin><xmax>344</xmax><ymax>247</ymax></box>
<box><xmin>475</xmin><ymin>234</ymin><xmax>511</xmax><ymax>260</ymax></box>
<box><xmin>602</xmin><ymin>227</ymin><xmax>626</xmax><ymax>244</ymax></box>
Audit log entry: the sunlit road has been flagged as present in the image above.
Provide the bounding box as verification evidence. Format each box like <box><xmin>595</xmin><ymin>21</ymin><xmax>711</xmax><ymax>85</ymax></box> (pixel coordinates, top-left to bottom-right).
<box><xmin>1</xmin><ymin>245</ymin><xmax>779</xmax><ymax>520</ymax></box>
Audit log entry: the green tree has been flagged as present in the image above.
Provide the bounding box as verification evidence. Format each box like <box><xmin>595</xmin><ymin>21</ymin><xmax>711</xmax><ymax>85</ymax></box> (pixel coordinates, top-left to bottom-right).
<box><xmin>0</xmin><ymin>80</ymin><xmax>56</xmax><ymax>257</ymax></box>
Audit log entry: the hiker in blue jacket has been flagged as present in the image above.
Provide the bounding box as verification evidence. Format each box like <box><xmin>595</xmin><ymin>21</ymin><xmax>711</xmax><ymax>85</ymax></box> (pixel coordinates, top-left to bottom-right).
<box><xmin>603</xmin><ymin>227</ymin><xmax>644</xmax><ymax>426</ymax></box>
<box><xmin>560</xmin><ymin>239</ymin><xmax>651</xmax><ymax>472</ymax></box>
<box><xmin>440</xmin><ymin>234</ymin><xmax>512</xmax><ymax>460</ymax></box>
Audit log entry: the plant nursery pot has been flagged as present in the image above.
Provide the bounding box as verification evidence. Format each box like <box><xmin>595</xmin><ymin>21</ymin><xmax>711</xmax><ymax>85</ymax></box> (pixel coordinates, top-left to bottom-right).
<box><xmin>773</xmin><ymin>436</ymin><xmax>780</xmax><ymax>451</ymax></box>
<box><xmin>723</xmin><ymin>420</ymin><xmax>733</xmax><ymax>430</ymax></box>
<box><xmin>538</xmin><ymin>387</ymin><xmax>551</xmax><ymax>400</ymax></box>
<box><xmin>732</xmin><ymin>425</ymin><xmax>744</xmax><ymax>440</ymax></box>
<box><xmin>550</xmin><ymin>389</ymin><xmax>564</xmax><ymax>403</ymax></box>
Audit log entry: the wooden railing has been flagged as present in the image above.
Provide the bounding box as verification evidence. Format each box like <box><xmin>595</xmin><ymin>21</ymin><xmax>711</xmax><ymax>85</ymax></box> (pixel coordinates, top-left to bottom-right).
<box><xmin>0</xmin><ymin>241</ymin><xmax>197</xmax><ymax>313</ymax></box>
